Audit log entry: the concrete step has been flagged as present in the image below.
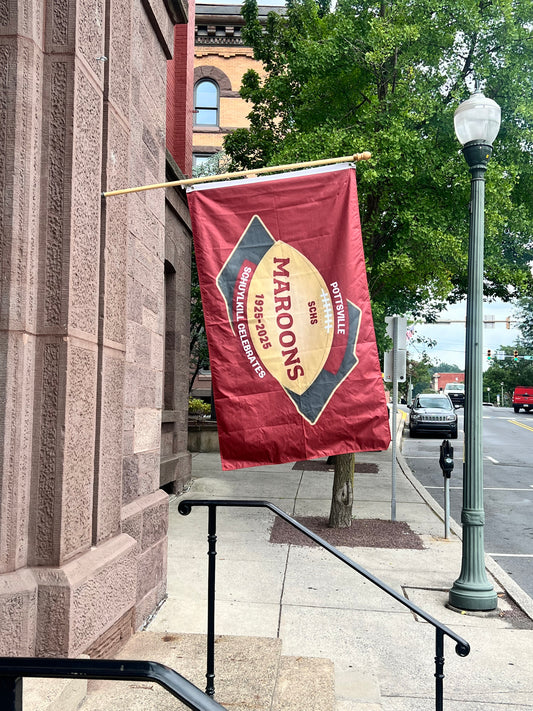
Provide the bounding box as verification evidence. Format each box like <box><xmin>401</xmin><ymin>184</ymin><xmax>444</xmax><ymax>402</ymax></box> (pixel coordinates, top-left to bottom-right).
<box><xmin>76</xmin><ymin>632</ymin><xmax>336</xmax><ymax>711</ymax></box>
<box><xmin>273</xmin><ymin>655</ymin><xmax>335</xmax><ymax>711</ymax></box>
<box><xmin>24</xmin><ymin>675</ymin><xmax>87</xmax><ymax>711</ymax></box>
<box><xmin>334</xmin><ymin>669</ymin><xmax>383</xmax><ymax>710</ymax></box>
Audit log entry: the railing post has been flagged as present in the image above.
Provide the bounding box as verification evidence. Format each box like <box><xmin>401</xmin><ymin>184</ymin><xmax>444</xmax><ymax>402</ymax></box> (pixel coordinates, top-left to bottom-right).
<box><xmin>206</xmin><ymin>505</ymin><xmax>217</xmax><ymax>696</ymax></box>
<box><xmin>0</xmin><ymin>675</ymin><xmax>22</xmax><ymax>711</ymax></box>
<box><xmin>435</xmin><ymin>628</ymin><xmax>445</xmax><ymax>711</ymax></box>
<box><xmin>179</xmin><ymin>499</ymin><xmax>470</xmax><ymax>708</ymax></box>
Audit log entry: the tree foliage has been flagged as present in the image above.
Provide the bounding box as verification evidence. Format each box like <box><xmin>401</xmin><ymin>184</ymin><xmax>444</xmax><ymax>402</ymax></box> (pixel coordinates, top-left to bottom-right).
<box><xmin>225</xmin><ymin>0</ymin><xmax>533</xmax><ymax>321</ymax></box>
<box><xmin>430</xmin><ymin>362</ymin><xmax>464</xmax><ymax>375</ymax></box>
<box><xmin>189</xmin><ymin>246</ymin><xmax>210</xmax><ymax>393</ymax></box>
<box><xmin>483</xmin><ymin>345</ymin><xmax>533</xmax><ymax>404</ymax></box>
<box><xmin>514</xmin><ymin>297</ymin><xmax>533</xmax><ymax>349</ymax></box>
<box><xmin>189</xmin><ymin>151</ymin><xmax>231</xmax><ymax>392</ymax></box>
<box><xmin>403</xmin><ymin>356</ymin><xmax>433</xmax><ymax>398</ymax></box>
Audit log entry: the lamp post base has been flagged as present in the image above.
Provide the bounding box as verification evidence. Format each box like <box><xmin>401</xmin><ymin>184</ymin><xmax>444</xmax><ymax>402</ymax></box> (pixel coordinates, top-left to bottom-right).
<box><xmin>449</xmin><ymin>580</ymin><xmax>498</xmax><ymax>611</ymax></box>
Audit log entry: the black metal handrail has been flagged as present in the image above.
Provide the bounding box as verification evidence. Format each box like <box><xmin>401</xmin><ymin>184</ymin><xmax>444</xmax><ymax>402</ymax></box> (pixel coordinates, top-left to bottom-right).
<box><xmin>178</xmin><ymin>498</ymin><xmax>470</xmax><ymax>711</ymax></box>
<box><xmin>0</xmin><ymin>657</ymin><xmax>228</xmax><ymax>711</ymax></box>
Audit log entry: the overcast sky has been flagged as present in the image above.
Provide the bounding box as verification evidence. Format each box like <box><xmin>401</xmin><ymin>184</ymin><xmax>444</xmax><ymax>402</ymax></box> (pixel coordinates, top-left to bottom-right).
<box><xmin>406</xmin><ymin>299</ymin><xmax>522</xmax><ymax>371</ymax></box>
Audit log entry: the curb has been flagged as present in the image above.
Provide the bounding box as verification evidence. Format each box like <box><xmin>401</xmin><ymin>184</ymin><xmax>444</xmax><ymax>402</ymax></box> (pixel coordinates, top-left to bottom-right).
<box><xmin>396</xmin><ymin>430</ymin><xmax>533</xmax><ymax>623</ymax></box>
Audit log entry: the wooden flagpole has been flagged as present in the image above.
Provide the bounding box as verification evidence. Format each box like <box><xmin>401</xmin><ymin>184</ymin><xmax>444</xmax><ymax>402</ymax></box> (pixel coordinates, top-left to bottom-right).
<box><xmin>102</xmin><ymin>152</ymin><xmax>371</xmax><ymax>198</ymax></box>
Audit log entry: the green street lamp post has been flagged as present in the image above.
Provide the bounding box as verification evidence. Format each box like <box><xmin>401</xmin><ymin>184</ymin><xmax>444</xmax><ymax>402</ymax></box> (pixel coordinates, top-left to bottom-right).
<box><xmin>449</xmin><ymin>87</ymin><xmax>500</xmax><ymax>611</ymax></box>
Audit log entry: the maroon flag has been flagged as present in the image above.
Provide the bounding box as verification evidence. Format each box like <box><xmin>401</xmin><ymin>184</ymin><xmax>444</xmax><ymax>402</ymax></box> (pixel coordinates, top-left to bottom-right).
<box><xmin>187</xmin><ymin>164</ymin><xmax>390</xmax><ymax>470</ymax></box>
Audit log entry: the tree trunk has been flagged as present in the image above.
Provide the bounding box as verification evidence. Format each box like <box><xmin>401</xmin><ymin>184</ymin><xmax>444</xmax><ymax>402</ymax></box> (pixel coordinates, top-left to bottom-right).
<box><xmin>328</xmin><ymin>453</ymin><xmax>355</xmax><ymax>528</ymax></box>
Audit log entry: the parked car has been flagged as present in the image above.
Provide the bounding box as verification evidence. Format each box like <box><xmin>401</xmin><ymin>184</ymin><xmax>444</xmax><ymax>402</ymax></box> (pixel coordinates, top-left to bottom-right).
<box><xmin>512</xmin><ymin>386</ymin><xmax>533</xmax><ymax>413</ymax></box>
<box><xmin>409</xmin><ymin>393</ymin><xmax>458</xmax><ymax>439</ymax></box>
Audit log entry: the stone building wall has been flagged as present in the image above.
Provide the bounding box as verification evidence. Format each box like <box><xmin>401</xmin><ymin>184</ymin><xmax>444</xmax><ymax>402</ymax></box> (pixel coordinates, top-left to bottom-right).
<box><xmin>0</xmin><ymin>0</ymin><xmax>192</xmax><ymax>657</ymax></box>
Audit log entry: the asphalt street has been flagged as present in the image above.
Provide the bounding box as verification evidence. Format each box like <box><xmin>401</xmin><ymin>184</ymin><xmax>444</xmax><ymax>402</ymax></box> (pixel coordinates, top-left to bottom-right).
<box><xmin>402</xmin><ymin>406</ymin><xmax>533</xmax><ymax>598</ymax></box>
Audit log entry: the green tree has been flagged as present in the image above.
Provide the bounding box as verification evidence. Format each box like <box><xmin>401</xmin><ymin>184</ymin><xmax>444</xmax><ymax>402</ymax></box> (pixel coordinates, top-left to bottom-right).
<box><xmin>430</xmin><ymin>362</ymin><xmax>464</xmax><ymax>375</ymax></box>
<box><xmin>225</xmin><ymin>0</ymin><xmax>533</xmax><ymax>321</ymax></box>
<box><xmin>483</xmin><ymin>345</ymin><xmax>533</xmax><ymax>405</ymax></box>
<box><xmin>226</xmin><ymin>0</ymin><xmax>533</xmax><ymax>526</ymax></box>
<box><xmin>189</xmin><ymin>151</ymin><xmax>232</xmax><ymax>394</ymax></box>
<box><xmin>189</xmin><ymin>246</ymin><xmax>210</xmax><ymax>394</ymax></box>
<box><xmin>514</xmin><ymin>297</ymin><xmax>533</xmax><ymax>350</ymax></box>
<box><xmin>402</xmin><ymin>356</ymin><xmax>432</xmax><ymax>400</ymax></box>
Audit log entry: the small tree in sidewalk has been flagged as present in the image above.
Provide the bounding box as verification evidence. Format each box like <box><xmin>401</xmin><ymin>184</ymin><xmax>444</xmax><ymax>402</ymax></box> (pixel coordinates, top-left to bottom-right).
<box><xmin>328</xmin><ymin>453</ymin><xmax>355</xmax><ymax>528</ymax></box>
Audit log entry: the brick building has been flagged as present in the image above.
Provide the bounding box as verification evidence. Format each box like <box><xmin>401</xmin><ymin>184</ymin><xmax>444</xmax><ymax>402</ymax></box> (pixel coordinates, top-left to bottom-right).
<box><xmin>1</xmin><ymin>0</ymin><xmax>195</xmax><ymax>657</ymax></box>
<box><xmin>193</xmin><ymin>3</ymin><xmax>282</xmax><ymax>171</ymax></box>
<box><xmin>432</xmin><ymin>373</ymin><xmax>465</xmax><ymax>392</ymax></box>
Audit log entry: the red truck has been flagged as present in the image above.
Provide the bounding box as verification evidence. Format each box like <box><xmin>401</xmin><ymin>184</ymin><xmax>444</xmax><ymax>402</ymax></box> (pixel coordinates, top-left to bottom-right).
<box><xmin>512</xmin><ymin>386</ymin><xmax>533</xmax><ymax>413</ymax></box>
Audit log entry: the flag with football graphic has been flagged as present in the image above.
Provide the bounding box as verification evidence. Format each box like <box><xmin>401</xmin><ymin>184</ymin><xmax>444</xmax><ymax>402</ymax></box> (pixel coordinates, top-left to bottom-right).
<box><xmin>187</xmin><ymin>163</ymin><xmax>390</xmax><ymax>470</ymax></box>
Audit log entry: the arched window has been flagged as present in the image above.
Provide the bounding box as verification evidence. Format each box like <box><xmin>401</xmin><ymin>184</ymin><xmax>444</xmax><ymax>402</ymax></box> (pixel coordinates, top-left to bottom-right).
<box><xmin>194</xmin><ymin>79</ymin><xmax>219</xmax><ymax>126</ymax></box>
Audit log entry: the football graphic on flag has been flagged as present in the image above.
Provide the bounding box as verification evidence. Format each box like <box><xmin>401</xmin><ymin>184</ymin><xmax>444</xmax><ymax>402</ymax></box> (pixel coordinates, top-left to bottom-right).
<box><xmin>217</xmin><ymin>215</ymin><xmax>361</xmax><ymax>424</ymax></box>
<box><xmin>248</xmin><ymin>239</ymin><xmax>334</xmax><ymax>395</ymax></box>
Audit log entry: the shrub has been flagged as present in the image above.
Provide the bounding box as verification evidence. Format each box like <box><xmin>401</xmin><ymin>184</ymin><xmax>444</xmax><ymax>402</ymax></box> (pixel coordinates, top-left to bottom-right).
<box><xmin>188</xmin><ymin>397</ymin><xmax>211</xmax><ymax>417</ymax></box>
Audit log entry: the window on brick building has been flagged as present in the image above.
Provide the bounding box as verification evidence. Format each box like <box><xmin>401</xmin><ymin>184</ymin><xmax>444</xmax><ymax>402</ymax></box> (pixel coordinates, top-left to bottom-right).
<box><xmin>193</xmin><ymin>154</ymin><xmax>213</xmax><ymax>170</ymax></box>
<box><xmin>194</xmin><ymin>79</ymin><xmax>219</xmax><ymax>126</ymax></box>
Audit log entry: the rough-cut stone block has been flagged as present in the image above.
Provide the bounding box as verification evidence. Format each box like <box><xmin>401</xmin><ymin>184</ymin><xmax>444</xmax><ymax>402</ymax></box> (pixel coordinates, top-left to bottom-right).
<box><xmin>133</xmin><ymin>578</ymin><xmax>166</xmax><ymax>631</ymax></box>
<box><xmin>62</xmin><ymin>342</ymin><xmax>98</xmax><ymax>560</ymax></box>
<box><xmin>121</xmin><ymin>499</ymin><xmax>143</xmax><ymax>549</ymax></box>
<box><xmin>122</xmin><ymin>454</ymin><xmax>139</xmax><ymax>505</ymax></box>
<box><xmin>133</xmin><ymin>407</ymin><xmax>160</xmax><ymax>453</ymax></box>
<box><xmin>0</xmin><ymin>568</ymin><xmax>37</xmax><ymax>655</ymax></box>
<box><xmin>160</xmin><ymin>451</ymin><xmax>191</xmax><ymax>492</ymax></box>
<box><xmin>0</xmin><ymin>331</ymin><xmax>35</xmax><ymax>573</ymax></box>
<box><xmin>107</xmin><ymin>0</ymin><xmax>132</xmax><ymax>120</ymax></box>
<box><xmin>0</xmin><ymin>0</ymin><xmax>44</xmax><ymax>42</ymax></box>
<box><xmin>33</xmin><ymin>534</ymin><xmax>137</xmax><ymax>657</ymax></box>
<box><xmin>76</xmin><ymin>0</ymin><xmax>105</xmax><ymax>83</ymax></box>
<box><xmin>94</xmin><ymin>348</ymin><xmax>125</xmax><ymax>543</ymax></box>
<box><xmin>70</xmin><ymin>68</ymin><xmax>102</xmax><ymax>336</ymax></box>
<box><xmin>0</xmin><ymin>38</ymin><xmax>42</xmax><ymax>333</ymax></box>
<box><xmin>39</xmin><ymin>55</ymin><xmax>74</xmax><ymax>330</ymax></box>
<box><xmin>137</xmin><ymin>537</ymin><xmax>167</xmax><ymax>602</ymax></box>
<box><xmin>121</xmin><ymin>490</ymin><xmax>168</xmax><ymax>630</ymax></box>
<box><xmin>141</xmin><ymin>490</ymin><xmax>168</xmax><ymax>551</ymax></box>
<box><xmin>126</xmin><ymin>275</ymin><xmax>143</xmax><ymax>324</ymax></box>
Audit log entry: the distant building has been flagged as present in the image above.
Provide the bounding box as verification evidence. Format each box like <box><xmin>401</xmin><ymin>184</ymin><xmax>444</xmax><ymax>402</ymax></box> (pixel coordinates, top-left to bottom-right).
<box><xmin>193</xmin><ymin>3</ymin><xmax>283</xmax><ymax>171</ymax></box>
<box><xmin>432</xmin><ymin>373</ymin><xmax>465</xmax><ymax>392</ymax></box>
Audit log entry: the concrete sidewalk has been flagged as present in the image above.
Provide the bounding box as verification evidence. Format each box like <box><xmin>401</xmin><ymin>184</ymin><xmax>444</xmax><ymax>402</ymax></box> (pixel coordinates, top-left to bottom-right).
<box><xmin>138</xmin><ymin>437</ymin><xmax>533</xmax><ymax>711</ymax></box>
<box><xmin>77</xmin><ymin>430</ymin><xmax>533</xmax><ymax>711</ymax></box>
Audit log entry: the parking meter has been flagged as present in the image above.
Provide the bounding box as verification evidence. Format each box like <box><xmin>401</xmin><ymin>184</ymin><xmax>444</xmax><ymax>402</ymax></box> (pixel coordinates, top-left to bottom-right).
<box><xmin>439</xmin><ymin>439</ymin><xmax>454</xmax><ymax>478</ymax></box>
<box><xmin>439</xmin><ymin>439</ymin><xmax>453</xmax><ymax>539</ymax></box>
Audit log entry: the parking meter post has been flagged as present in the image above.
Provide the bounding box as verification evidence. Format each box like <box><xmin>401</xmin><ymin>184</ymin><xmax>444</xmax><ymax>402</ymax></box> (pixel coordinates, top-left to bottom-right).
<box><xmin>444</xmin><ymin>479</ymin><xmax>450</xmax><ymax>539</ymax></box>
<box><xmin>439</xmin><ymin>440</ymin><xmax>454</xmax><ymax>539</ymax></box>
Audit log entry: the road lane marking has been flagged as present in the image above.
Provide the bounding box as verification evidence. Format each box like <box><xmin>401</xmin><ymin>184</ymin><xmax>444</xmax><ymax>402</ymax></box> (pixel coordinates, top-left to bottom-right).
<box><xmin>403</xmin><ymin>456</ymin><xmax>441</xmax><ymax>459</ymax></box>
<box><xmin>508</xmin><ymin>419</ymin><xmax>533</xmax><ymax>432</ymax></box>
<box><xmin>487</xmin><ymin>553</ymin><xmax>533</xmax><ymax>558</ymax></box>
<box><xmin>425</xmin><ymin>486</ymin><xmax>533</xmax><ymax>492</ymax></box>
<box><xmin>406</xmin><ymin>456</ymin><xmax>499</xmax><ymax>463</ymax></box>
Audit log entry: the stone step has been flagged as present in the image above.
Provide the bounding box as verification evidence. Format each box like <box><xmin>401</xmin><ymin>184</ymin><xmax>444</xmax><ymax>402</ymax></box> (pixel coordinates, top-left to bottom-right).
<box><xmin>273</xmin><ymin>655</ymin><xmax>335</xmax><ymax>711</ymax></box>
<box><xmin>334</xmin><ymin>669</ymin><xmax>383</xmax><ymax>710</ymax></box>
<box><xmin>76</xmin><ymin>632</ymin><xmax>336</xmax><ymax>711</ymax></box>
<box><xmin>24</xmin><ymin>675</ymin><xmax>87</xmax><ymax>711</ymax></box>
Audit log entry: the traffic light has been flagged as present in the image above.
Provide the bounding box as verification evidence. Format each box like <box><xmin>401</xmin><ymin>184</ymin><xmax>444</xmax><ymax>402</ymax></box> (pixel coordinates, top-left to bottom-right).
<box><xmin>514</xmin><ymin>349</ymin><xmax>519</xmax><ymax>362</ymax></box>
<box><xmin>487</xmin><ymin>349</ymin><xmax>491</xmax><ymax>361</ymax></box>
